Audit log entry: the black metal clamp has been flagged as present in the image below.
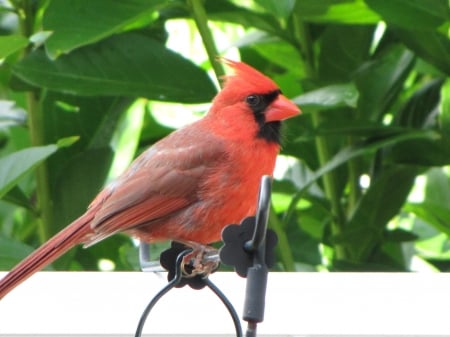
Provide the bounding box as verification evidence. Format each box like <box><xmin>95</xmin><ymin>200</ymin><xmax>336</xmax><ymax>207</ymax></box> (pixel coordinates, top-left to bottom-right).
<box><xmin>135</xmin><ymin>175</ymin><xmax>277</xmax><ymax>337</ymax></box>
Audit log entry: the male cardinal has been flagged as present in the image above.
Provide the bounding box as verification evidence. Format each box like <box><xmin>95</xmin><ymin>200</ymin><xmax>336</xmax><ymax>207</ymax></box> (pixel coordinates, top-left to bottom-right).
<box><xmin>0</xmin><ymin>59</ymin><xmax>299</xmax><ymax>299</ymax></box>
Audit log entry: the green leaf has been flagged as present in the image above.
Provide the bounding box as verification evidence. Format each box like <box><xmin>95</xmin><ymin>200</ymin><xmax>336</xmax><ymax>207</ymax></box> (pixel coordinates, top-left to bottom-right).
<box><xmin>56</xmin><ymin>136</ymin><xmax>80</xmax><ymax>148</ymax></box>
<box><xmin>387</xmin><ymin>80</ymin><xmax>450</xmax><ymax>166</ymax></box>
<box><xmin>319</xmin><ymin>25</ymin><xmax>374</xmax><ymax>82</ymax></box>
<box><xmin>139</xmin><ymin>105</ymin><xmax>174</xmax><ymax>145</ymax></box>
<box><xmin>302</xmin><ymin>129</ymin><xmax>435</xmax><ymax>190</ymax></box>
<box><xmin>393</xmin><ymin>79</ymin><xmax>443</xmax><ymax>128</ymax></box>
<box><xmin>0</xmin><ymin>145</ymin><xmax>58</xmax><ymax>199</ymax></box>
<box><xmin>313</xmin><ymin>122</ymin><xmax>418</xmax><ymax>138</ymax></box>
<box><xmin>385</xmin><ymin>229</ymin><xmax>418</xmax><ymax>242</ymax></box>
<box><xmin>251</xmin><ymin>41</ymin><xmax>304</xmax><ymax>77</ymax></box>
<box><xmin>392</xmin><ymin>28</ymin><xmax>450</xmax><ymax>75</ymax></box>
<box><xmin>108</xmin><ymin>100</ymin><xmax>146</xmax><ymax>179</ymax></box>
<box><xmin>254</xmin><ymin>0</ymin><xmax>296</xmax><ymax>19</ymax></box>
<box><xmin>365</xmin><ymin>0</ymin><xmax>450</xmax><ymax>31</ymax></box>
<box><xmin>296</xmin><ymin>0</ymin><xmax>381</xmax><ymax>24</ymax></box>
<box><xmin>29</xmin><ymin>31</ymin><xmax>53</xmax><ymax>49</ymax></box>
<box><xmin>43</xmin><ymin>0</ymin><xmax>168</xmax><ymax>58</ymax></box>
<box><xmin>0</xmin><ymin>236</ymin><xmax>36</xmax><ymax>269</ymax></box>
<box><xmin>2</xmin><ymin>186</ymin><xmax>34</xmax><ymax>211</ymax></box>
<box><xmin>0</xmin><ymin>35</ymin><xmax>28</xmax><ymax>58</ymax></box>
<box><xmin>52</xmin><ymin>148</ymin><xmax>114</xmax><ymax>229</ymax></box>
<box><xmin>405</xmin><ymin>202</ymin><xmax>450</xmax><ymax>237</ymax></box>
<box><xmin>293</xmin><ymin>83</ymin><xmax>359</xmax><ymax>109</ymax></box>
<box><xmin>425</xmin><ymin>168</ymin><xmax>450</xmax><ymax>207</ymax></box>
<box><xmin>388</xmin><ymin>136</ymin><xmax>450</xmax><ymax>167</ymax></box>
<box><xmin>284</xmin><ymin>129</ymin><xmax>436</xmax><ymax>225</ymax></box>
<box><xmin>13</xmin><ymin>33</ymin><xmax>217</xmax><ymax>103</ymax></box>
<box><xmin>354</xmin><ymin>45</ymin><xmax>415</xmax><ymax>120</ymax></box>
<box><xmin>41</xmin><ymin>93</ymin><xmax>132</xmax><ymax>233</ymax></box>
<box><xmin>42</xmin><ymin>93</ymin><xmax>131</xmax><ymax>152</ymax></box>
<box><xmin>74</xmin><ymin>234</ymin><xmax>135</xmax><ymax>271</ymax></box>
<box><xmin>342</xmin><ymin>166</ymin><xmax>419</xmax><ymax>261</ymax></box>
<box><xmin>203</xmin><ymin>1</ymin><xmax>282</xmax><ymax>37</ymax></box>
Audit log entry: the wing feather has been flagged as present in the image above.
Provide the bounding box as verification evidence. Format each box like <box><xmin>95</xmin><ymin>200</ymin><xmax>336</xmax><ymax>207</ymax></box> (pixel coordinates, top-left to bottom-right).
<box><xmin>84</xmin><ymin>127</ymin><xmax>227</xmax><ymax>245</ymax></box>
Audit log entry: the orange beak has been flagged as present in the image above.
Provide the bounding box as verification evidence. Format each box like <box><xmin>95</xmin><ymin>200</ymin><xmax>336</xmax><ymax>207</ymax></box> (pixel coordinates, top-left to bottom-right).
<box><xmin>265</xmin><ymin>94</ymin><xmax>301</xmax><ymax>122</ymax></box>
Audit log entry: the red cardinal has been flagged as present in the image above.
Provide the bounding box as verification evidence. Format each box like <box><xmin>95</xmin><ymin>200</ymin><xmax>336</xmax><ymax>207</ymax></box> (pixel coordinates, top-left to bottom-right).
<box><xmin>0</xmin><ymin>59</ymin><xmax>300</xmax><ymax>299</ymax></box>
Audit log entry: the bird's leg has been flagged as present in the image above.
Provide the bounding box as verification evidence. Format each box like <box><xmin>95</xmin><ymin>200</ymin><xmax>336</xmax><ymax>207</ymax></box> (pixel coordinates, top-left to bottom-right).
<box><xmin>178</xmin><ymin>241</ymin><xmax>220</xmax><ymax>277</ymax></box>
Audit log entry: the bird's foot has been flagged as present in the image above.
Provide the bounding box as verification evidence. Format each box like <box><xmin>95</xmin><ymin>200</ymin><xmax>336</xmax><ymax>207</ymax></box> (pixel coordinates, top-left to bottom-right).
<box><xmin>179</xmin><ymin>242</ymin><xmax>220</xmax><ymax>277</ymax></box>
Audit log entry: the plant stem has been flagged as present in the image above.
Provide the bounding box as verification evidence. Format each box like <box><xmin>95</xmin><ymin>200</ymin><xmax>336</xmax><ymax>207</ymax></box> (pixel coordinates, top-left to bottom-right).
<box><xmin>187</xmin><ymin>0</ymin><xmax>225</xmax><ymax>86</ymax></box>
<box><xmin>293</xmin><ymin>16</ymin><xmax>347</xmax><ymax>260</ymax></box>
<box><xmin>19</xmin><ymin>0</ymin><xmax>53</xmax><ymax>242</ymax></box>
<box><xmin>269</xmin><ymin>206</ymin><xmax>295</xmax><ymax>271</ymax></box>
<box><xmin>292</xmin><ymin>13</ymin><xmax>315</xmax><ymax>79</ymax></box>
<box><xmin>311</xmin><ymin>112</ymin><xmax>346</xmax><ymax>259</ymax></box>
<box><xmin>28</xmin><ymin>93</ymin><xmax>53</xmax><ymax>242</ymax></box>
<box><xmin>346</xmin><ymin>136</ymin><xmax>362</xmax><ymax>215</ymax></box>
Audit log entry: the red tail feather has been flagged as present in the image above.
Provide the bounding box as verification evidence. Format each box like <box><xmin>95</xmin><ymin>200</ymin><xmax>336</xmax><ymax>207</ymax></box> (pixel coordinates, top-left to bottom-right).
<box><xmin>0</xmin><ymin>214</ymin><xmax>93</xmax><ymax>299</ymax></box>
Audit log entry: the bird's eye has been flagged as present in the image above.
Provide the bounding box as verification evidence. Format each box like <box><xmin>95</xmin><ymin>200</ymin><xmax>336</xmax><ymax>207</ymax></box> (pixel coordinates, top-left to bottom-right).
<box><xmin>246</xmin><ymin>94</ymin><xmax>262</xmax><ymax>107</ymax></box>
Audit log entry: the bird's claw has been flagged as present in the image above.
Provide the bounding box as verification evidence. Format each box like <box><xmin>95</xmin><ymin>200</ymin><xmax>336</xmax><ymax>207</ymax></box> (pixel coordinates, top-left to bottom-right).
<box><xmin>180</xmin><ymin>244</ymin><xmax>220</xmax><ymax>277</ymax></box>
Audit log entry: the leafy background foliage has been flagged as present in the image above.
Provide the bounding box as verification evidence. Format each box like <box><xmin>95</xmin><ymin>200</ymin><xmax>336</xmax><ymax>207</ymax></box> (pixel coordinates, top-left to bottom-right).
<box><xmin>0</xmin><ymin>0</ymin><xmax>449</xmax><ymax>272</ymax></box>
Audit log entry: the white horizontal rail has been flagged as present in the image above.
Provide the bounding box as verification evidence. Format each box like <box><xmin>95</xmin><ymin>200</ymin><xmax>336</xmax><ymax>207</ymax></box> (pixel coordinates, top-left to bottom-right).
<box><xmin>0</xmin><ymin>271</ymin><xmax>449</xmax><ymax>336</ymax></box>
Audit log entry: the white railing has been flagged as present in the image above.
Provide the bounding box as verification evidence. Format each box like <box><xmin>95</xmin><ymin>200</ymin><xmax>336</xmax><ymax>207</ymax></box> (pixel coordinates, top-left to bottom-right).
<box><xmin>0</xmin><ymin>272</ymin><xmax>449</xmax><ymax>336</ymax></box>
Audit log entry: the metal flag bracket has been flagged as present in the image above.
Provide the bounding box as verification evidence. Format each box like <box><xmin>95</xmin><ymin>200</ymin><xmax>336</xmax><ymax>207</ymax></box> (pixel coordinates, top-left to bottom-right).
<box><xmin>135</xmin><ymin>175</ymin><xmax>277</xmax><ymax>337</ymax></box>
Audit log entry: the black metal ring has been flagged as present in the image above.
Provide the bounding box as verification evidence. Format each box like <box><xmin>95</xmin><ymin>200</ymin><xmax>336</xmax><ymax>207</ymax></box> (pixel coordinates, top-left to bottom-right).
<box><xmin>134</xmin><ymin>248</ymin><xmax>243</xmax><ymax>337</ymax></box>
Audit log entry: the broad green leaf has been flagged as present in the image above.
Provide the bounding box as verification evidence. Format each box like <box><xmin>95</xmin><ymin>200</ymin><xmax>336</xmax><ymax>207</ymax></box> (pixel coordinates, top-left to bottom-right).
<box><xmin>388</xmin><ymin>136</ymin><xmax>450</xmax><ymax>167</ymax></box>
<box><xmin>51</xmin><ymin>148</ymin><xmax>114</xmax><ymax>232</ymax></box>
<box><xmin>2</xmin><ymin>186</ymin><xmax>33</xmax><ymax>211</ymax></box>
<box><xmin>13</xmin><ymin>33</ymin><xmax>217</xmax><ymax>103</ymax></box>
<box><xmin>43</xmin><ymin>0</ymin><xmax>168</xmax><ymax>58</ymax></box>
<box><xmin>303</xmin><ymin>130</ymin><xmax>435</xmax><ymax>188</ymax></box>
<box><xmin>365</xmin><ymin>0</ymin><xmax>450</xmax><ymax>31</ymax></box>
<box><xmin>284</xmin><ymin>129</ymin><xmax>437</xmax><ymax>224</ymax></box>
<box><xmin>331</xmin><ymin>259</ymin><xmax>406</xmax><ymax>271</ymax></box>
<box><xmin>354</xmin><ymin>45</ymin><xmax>415</xmax><ymax>120</ymax></box>
<box><xmin>251</xmin><ymin>41</ymin><xmax>304</xmax><ymax>76</ymax></box>
<box><xmin>161</xmin><ymin>1</ymin><xmax>282</xmax><ymax>37</ymax></box>
<box><xmin>293</xmin><ymin>83</ymin><xmax>359</xmax><ymax>109</ymax></box>
<box><xmin>56</xmin><ymin>136</ymin><xmax>80</xmax><ymax>148</ymax></box>
<box><xmin>29</xmin><ymin>31</ymin><xmax>53</xmax><ymax>49</ymax></box>
<box><xmin>296</xmin><ymin>0</ymin><xmax>381</xmax><ymax>24</ymax></box>
<box><xmin>319</xmin><ymin>25</ymin><xmax>374</xmax><ymax>82</ymax></box>
<box><xmin>0</xmin><ymin>35</ymin><xmax>28</xmax><ymax>58</ymax></box>
<box><xmin>42</xmin><ymin>93</ymin><xmax>131</xmax><ymax>152</ymax></box>
<box><xmin>36</xmin><ymin>93</ymin><xmax>130</xmax><ymax>263</ymax></box>
<box><xmin>381</xmin><ymin>241</ymin><xmax>414</xmax><ymax>270</ymax></box>
<box><xmin>392</xmin><ymin>28</ymin><xmax>450</xmax><ymax>75</ymax></box>
<box><xmin>313</xmin><ymin>123</ymin><xmax>423</xmax><ymax>138</ymax></box>
<box><xmin>255</xmin><ymin>0</ymin><xmax>296</xmax><ymax>19</ymax></box>
<box><xmin>284</xmin><ymin>213</ymin><xmax>322</xmax><ymax>267</ymax></box>
<box><xmin>139</xmin><ymin>104</ymin><xmax>175</xmax><ymax>145</ymax></box>
<box><xmin>203</xmin><ymin>1</ymin><xmax>282</xmax><ymax>37</ymax></box>
<box><xmin>388</xmin><ymin>80</ymin><xmax>450</xmax><ymax>166</ymax></box>
<box><xmin>394</xmin><ymin>79</ymin><xmax>443</xmax><ymax>128</ymax></box>
<box><xmin>41</xmin><ymin>93</ymin><xmax>132</xmax><ymax>234</ymax></box>
<box><xmin>0</xmin><ymin>236</ymin><xmax>36</xmax><ymax>269</ymax></box>
<box><xmin>341</xmin><ymin>166</ymin><xmax>419</xmax><ymax>261</ymax></box>
<box><xmin>108</xmin><ymin>100</ymin><xmax>146</xmax><ymax>180</ymax></box>
<box><xmin>405</xmin><ymin>202</ymin><xmax>450</xmax><ymax>237</ymax></box>
<box><xmin>74</xmin><ymin>235</ymin><xmax>135</xmax><ymax>271</ymax></box>
<box><xmin>0</xmin><ymin>145</ymin><xmax>57</xmax><ymax>199</ymax></box>
<box><xmin>384</xmin><ymin>229</ymin><xmax>418</xmax><ymax>242</ymax></box>
<box><xmin>425</xmin><ymin>168</ymin><xmax>450</xmax><ymax>208</ymax></box>
<box><xmin>414</xmin><ymin>233</ymin><xmax>450</xmax><ymax>262</ymax></box>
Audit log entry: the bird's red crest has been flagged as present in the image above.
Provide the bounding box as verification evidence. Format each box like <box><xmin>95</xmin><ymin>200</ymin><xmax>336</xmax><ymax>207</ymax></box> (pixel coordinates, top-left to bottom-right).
<box><xmin>220</xmin><ymin>58</ymin><xmax>279</xmax><ymax>95</ymax></box>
